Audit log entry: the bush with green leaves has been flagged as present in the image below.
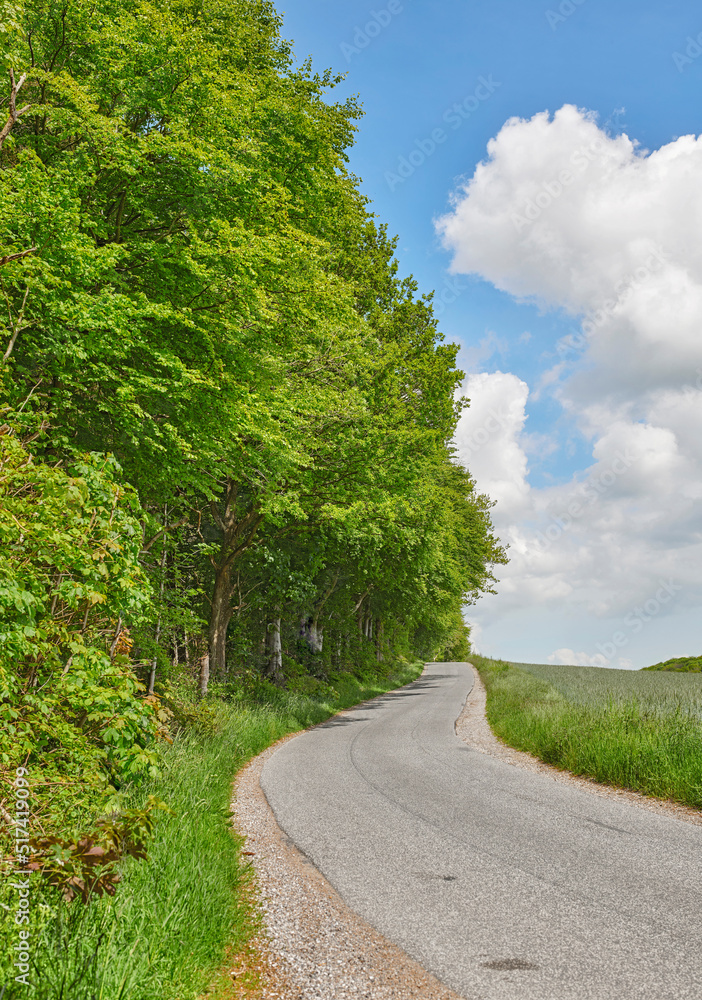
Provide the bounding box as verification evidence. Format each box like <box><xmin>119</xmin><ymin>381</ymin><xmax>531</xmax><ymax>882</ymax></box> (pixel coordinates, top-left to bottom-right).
<box><xmin>0</xmin><ymin>412</ymin><xmax>165</xmax><ymax>838</ymax></box>
<box><xmin>643</xmin><ymin>655</ymin><xmax>702</xmax><ymax>672</ymax></box>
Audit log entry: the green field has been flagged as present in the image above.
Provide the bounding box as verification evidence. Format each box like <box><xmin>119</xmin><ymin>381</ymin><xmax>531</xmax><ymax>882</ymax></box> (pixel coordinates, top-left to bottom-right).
<box><xmin>511</xmin><ymin>661</ymin><xmax>702</xmax><ymax>719</ymax></box>
<box><xmin>472</xmin><ymin>656</ymin><xmax>702</xmax><ymax>809</ymax></box>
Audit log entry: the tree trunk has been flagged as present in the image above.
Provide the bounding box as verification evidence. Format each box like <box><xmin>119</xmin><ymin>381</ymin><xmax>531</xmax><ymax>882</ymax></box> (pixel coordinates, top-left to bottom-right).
<box><xmin>375</xmin><ymin>618</ymin><xmax>383</xmax><ymax>662</ymax></box>
<box><xmin>300</xmin><ymin>615</ymin><xmax>324</xmax><ymax>654</ymax></box>
<box><xmin>207</xmin><ymin>478</ymin><xmax>264</xmax><ymax>678</ymax></box>
<box><xmin>265</xmin><ymin>618</ymin><xmax>284</xmax><ymax>686</ymax></box>
<box><xmin>209</xmin><ymin>563</ymin><xmax>234</xmax><ymax>681</ymax></box>
<box><xmin>354</xmin><ymin>587</ymin><xmax>370</xmax><ymax>636</ymax></box>
<box><xmin>198</xmin><ymin>652</ymin><xmax>210</xmax><ymax>698</ymax></box>
<box><xmin>300</xmin><ymin>572</ymin><xmax>337</xmax><ymax>654</ymax></box>
<box><xmin>148</xmin><ymin>515</ymin><xmax>168</xmax><ymax>695</ymax></box>
<box><xmin>310</xmin><ymin>618</ymin><xmax>323</xmax><ymax>653</ymax></box>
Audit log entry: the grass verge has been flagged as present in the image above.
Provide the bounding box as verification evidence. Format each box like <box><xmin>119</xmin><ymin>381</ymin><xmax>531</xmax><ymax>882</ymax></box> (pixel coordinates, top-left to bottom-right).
<box><xmin>2</xmin><ymin>661</ymin><xmax>423</xmax><ymax>1000</ymax></box>
<box><xmin>472</xmin><ymin>655</ymin><xmax>702</xmax><ymax>809</ymax></box>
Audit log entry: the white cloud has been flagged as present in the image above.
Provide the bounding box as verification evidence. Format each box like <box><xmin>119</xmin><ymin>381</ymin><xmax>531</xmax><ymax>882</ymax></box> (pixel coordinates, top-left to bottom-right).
<box><xmin>437</xmin><ymin>104</ymin><xmax>702</xmax><ymax>400</ymax></box>
<box><xmin>443</xmin><ymin>106</ymin><xmax>702</xmax><ymax>665</ymax></box>
<box><xmin>460</xmin><ymin>330</ymin><xmax>509</xmax><ymax>372</ymax></box>
<box><xmin>547</xmin><ymin>648</ymin><xmax>608</xmax><ymax>667</ymax></box>
<box><xmin>453</xmin><ymin>371</ymin><xmax>530</xmax><ymax>518</ymax></box>
<box><xmin>546</xmin><ymin>648</ymin><xmax>637</xmax><ymax>670</ymax></box>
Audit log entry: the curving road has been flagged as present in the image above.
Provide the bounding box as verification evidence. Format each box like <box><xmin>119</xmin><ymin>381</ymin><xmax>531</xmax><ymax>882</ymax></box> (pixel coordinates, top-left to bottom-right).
<box><xmin>260</xmin><ymin>662</ymin><xmax>702</xmax><ymax>1000</ymax></box>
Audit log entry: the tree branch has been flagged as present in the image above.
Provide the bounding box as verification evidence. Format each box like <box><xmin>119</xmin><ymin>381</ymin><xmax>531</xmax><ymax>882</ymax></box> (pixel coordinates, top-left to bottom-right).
<box><xmin>0</xmin><ymin>247</ymin><xmax>38</xmax><ymax>269</ymax></box>
<box><xmin>314</xmin><ymin>570</ymin><xmax>339</xmax><ymax>616</ymax></box>
<box><xmin>141</xmin><ymin>516</ymin><xmax>189</xmax><ymax>554</ymax></box>
<box><xmin>222</xmin><ymin>513</ymin><xmax>265</xmax><ymax>570</ymax></box>
<box><xmin>209</xmin><ymin>500</ymin><xmax>224</xmax><ymax>532</ymax></box>
<box><xmin>2</xmin><ymin>284</ymin><xmax>31</xmax><ymax>363</ymax></box>
<box><xmin>353</xmin><ymin>585</ymin><xmax>372</xmax><ymax>615</ymax></box>
<box><xmin>0</xmin><ymin>69</ymin><xmax>31</xmax><ymax>151</ymax></box>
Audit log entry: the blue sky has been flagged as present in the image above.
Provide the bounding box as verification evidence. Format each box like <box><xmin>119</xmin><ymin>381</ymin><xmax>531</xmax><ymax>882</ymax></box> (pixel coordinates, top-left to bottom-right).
<box><xmin>280</xmin><ymin>1</ymin><xmax>702</xmax><ymax>667</ymax></box>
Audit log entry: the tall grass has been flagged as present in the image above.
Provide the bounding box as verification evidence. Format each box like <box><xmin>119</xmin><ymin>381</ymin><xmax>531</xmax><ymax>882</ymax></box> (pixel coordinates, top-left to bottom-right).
<box><xmin>2</xmin><ymin>663</ymin><xmax>423</xmax><ymax>1000</ymax></box>
<box><xmin>473</xmin><ymin>656</ymin><xmax>702</xmax><ymax>809</ymax></box>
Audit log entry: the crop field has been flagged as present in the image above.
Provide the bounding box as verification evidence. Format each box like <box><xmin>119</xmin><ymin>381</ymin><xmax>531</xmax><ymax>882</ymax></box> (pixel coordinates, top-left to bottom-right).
<box><xmin>510</xmin><ymin>662</ymin><xmax>702</xmax><ymax>720</ymax></box>
<box><xmin>472</xmin><ymin>656</ymin><xmax>702</xmax><ymax>808</ymax></box>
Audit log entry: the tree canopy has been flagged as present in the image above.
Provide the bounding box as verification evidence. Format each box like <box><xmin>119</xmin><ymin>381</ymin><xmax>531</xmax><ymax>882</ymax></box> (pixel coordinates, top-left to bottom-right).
<box><xmin>0</xmin><ymin>0</ymin><xmax>505</xmax><ymax>824</ymax></box>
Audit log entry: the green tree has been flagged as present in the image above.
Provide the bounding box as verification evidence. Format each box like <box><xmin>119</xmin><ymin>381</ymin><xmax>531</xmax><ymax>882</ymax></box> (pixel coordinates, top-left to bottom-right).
<box><xmin>0</xmin><ymin>0</ymin><xmax>505</xmax><ymax>690</ymax></box>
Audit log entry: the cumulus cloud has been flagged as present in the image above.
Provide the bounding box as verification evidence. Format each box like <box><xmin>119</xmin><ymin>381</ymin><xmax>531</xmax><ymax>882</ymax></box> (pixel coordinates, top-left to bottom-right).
<box><xmin>445</xmin><ymin>106</ymin><xmax>702</xmax><ymax>661</ymax></box>
<box><xmin>546</xmin><ymin>648</ymin><xmax>636</xmax><ymax>670</ymax></box>
<box><xmin>547</xmin><ymin>648</ymin><xmax>609</xmax><ymax>668</ymax></box>
<box><xmin>453</xmin><ymin>371</ymin><xmax>530</xmax><ymax>518</ymax></box>
<box><xmin>437</xmin><ymin>104</ymin><xmax>702</xmax><ymax>402</ymax></box>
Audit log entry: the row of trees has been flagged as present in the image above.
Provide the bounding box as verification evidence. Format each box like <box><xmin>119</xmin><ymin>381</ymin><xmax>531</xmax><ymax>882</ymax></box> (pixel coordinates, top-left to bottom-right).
<box><xmin>0</xmin><ymin>0</ymin><xmax>504</xmax><ymax>791</ymax></box>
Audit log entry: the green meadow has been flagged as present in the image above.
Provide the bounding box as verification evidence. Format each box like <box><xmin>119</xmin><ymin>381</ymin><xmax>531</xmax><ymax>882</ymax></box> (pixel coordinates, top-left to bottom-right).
<box><xmin>512</xmin><ymin>660</ymin><xmax>702</xmax><ymax>718</ymax></box>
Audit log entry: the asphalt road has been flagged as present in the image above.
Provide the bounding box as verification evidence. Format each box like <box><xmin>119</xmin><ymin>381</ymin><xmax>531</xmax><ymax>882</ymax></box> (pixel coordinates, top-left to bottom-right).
<box><xmin>260</xmin><ymin>662</ymin><xmax>702</xmax><ymax>1000</ymax></box>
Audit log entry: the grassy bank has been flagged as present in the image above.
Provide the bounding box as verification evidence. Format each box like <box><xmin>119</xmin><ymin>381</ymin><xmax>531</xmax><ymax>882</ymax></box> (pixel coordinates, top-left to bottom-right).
<box><xmin>2</xmin><ymin>662</ymin><xmax>423</xmax><ymax>1000</ymax></box>
<box><xmin>472</xmin><ymin>656</ymin><xmax>702</xmax><ymax>809</ymax></box>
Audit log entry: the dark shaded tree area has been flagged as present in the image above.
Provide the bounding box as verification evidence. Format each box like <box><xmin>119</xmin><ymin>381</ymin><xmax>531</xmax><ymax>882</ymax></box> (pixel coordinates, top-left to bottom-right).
<box><xmin>0</xmin><ymin>0</ymin><xmax>505</xmax><ymax>824</ymax></box>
